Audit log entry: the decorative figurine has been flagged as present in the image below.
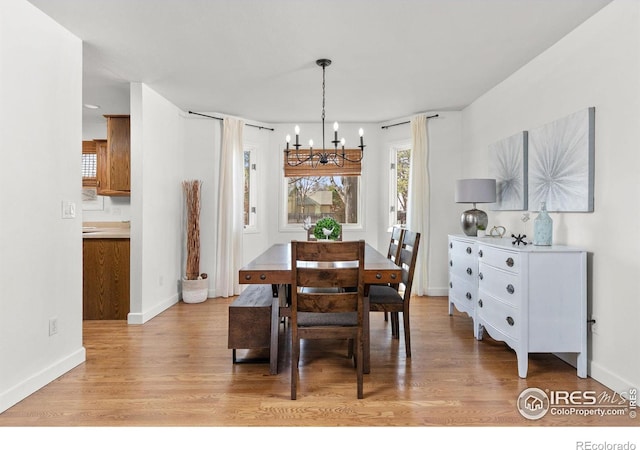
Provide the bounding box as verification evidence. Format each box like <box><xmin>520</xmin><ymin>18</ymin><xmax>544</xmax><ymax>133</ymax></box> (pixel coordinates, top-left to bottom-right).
<box><xmin>512</xmin><ymin>233</ymin><xmax>528</xmax><ymax>246</ymax></box>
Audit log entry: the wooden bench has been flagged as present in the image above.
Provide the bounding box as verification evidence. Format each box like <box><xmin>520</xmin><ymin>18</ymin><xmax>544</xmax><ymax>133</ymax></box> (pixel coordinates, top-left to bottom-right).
<box><xmin>228</xmin><ymin>284</ymin><xmax>280</xmax><ymax>374</ymax></box>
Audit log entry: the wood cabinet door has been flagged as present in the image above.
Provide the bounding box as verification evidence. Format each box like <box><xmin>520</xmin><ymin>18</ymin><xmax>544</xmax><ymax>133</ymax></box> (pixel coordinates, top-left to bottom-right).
<box><xmin>107</xmin><ymin>116</ymin><xmax>130</xmax><ymax>192</ymax></box>
<box><xmin>95</xmin><ymin>139</ymin><xmax>109</xmax><ymax>195</ymax></box>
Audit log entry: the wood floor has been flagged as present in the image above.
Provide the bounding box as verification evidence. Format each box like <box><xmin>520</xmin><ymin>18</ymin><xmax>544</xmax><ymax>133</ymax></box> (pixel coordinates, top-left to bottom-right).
<box><xmin>0</xmin><ymin>296</ymin><xmax>636</xmax><ymax>429</ymax></box>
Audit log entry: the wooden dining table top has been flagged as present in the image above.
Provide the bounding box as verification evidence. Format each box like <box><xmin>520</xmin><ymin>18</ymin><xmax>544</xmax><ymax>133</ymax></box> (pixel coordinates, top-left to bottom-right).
<box><xmin>239</xmin><ymin>242</ymin><xmax>401</xmax><ymax>285</ymax></box>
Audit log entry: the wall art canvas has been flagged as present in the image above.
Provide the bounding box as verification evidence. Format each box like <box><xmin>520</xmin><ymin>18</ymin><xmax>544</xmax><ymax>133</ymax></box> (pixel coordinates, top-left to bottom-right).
<box><xmin>489</xmin><ymin>131</ymin><xmax>528</xmax><ymax>211</ymax></box>
<box><xmin>528</xmin><ymin>107</ymin><xmax>595</xmax><ymax>212</ymax></box>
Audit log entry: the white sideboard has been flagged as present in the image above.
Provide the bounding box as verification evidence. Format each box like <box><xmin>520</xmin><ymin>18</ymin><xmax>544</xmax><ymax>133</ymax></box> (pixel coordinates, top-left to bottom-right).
<box><xmin>448</xmin><ymin>235</ymin><xmax>587</xmax><ymax>378</ymax></box>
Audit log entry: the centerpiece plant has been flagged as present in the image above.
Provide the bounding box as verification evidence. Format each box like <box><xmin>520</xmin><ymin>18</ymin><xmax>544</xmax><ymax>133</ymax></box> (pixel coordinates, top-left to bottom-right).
<box><xmin>313</xmin><ymin>216</ymin><xmax>342</xmax><ymax>240</ymax></box>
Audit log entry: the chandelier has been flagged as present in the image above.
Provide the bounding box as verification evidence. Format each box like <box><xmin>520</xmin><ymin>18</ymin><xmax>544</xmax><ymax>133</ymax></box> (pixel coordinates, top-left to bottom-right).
<box><xmin>284</xmin><ymin>59</ymin><xmax>365</xmax><ymax>167</ymax></box>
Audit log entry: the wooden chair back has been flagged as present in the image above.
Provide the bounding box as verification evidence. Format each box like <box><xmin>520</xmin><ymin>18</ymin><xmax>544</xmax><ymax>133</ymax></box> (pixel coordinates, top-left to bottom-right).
<box><xmin>387</xmin><ymin>226</ymin><xmax>405</xmax><ymax>265</ymax></box>
<box><xmin>290</xmin><ymin>240</ymin><xmax>365</xmax><ymax>399</ymax></box>
<box><xmin>398</xmin><ymin>230</ymin><xmax>421</xmax><ymax>300</ymax></box>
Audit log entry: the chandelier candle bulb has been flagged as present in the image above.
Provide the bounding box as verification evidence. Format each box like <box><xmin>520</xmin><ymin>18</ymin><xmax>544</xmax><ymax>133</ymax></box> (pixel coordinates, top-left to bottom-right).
<box><xmin>286</xmin><ymin>134</ymin><xmax>290</xmax><ymax>150</ymax></box>
<box><xmin>359</xmin><ymin>128</ymin><xmax>364</xmax><ymax>147</ymax></box>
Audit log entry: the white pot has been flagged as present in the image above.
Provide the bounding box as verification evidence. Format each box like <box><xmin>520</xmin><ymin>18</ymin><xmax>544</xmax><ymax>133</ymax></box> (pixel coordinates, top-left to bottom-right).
<box><xmin>182</xmin><ymin>278</ymin><xmax>208</xmax><ymax>303</ymax></box>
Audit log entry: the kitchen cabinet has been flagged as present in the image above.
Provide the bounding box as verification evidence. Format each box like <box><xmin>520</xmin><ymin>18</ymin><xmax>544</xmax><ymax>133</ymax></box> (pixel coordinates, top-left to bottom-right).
<box><xmin>97</xmin><ymin>114</ymin><xmax>130</xmax><ymax>196</ymax></box>
<box><xmin>83</xmin><ymin>235</ymin><xmax>130</xmax><ymax>320</ymax></box>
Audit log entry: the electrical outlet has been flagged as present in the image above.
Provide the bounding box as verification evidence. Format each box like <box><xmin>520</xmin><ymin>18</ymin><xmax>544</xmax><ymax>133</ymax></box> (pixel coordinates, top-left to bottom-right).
<box><xmin>590</xmin><ymin>316</ymin><xmax>598</xmax><ymax>335</ymax></box>
<box><xmin>49</xmin><ymin>317</ymin><xmax>58</xmax><ymax>336</ymax></box>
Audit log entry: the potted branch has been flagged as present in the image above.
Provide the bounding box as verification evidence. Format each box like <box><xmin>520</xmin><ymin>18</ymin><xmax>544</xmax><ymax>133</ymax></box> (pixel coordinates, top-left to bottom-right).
<box><xmin>182</xmin><ymin>180</ymin><xmax>208</xmax><ymax>303</ymax></box>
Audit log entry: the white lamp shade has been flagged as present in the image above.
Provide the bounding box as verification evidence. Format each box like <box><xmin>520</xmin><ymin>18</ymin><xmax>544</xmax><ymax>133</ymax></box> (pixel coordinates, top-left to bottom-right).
<box><xmin>455</xmin><ymin>179</ymin><xmax>497</xmax><ymax>204</ymax></box>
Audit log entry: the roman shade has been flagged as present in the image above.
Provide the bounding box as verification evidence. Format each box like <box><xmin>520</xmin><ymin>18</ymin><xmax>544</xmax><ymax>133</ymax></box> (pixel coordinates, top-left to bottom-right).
<box><xmin>284</xmin><ymin>149</ymin><xmax>362</xmax><ymax>177</ymax></box>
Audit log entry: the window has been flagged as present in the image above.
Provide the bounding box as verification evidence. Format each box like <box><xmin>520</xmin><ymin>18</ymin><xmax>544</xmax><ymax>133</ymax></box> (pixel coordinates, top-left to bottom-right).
<box><xmin>82</xmin><ymin>140</ymin><xmax>97</xmax><ymax>187</ymax></box>
<box><xmin>286</xmin><ymin>175</ymin><xmax>359</xmax><ymax>225</ymax></box>
<box><xmin>390</xmin><ymin>143</ymin><xmax>411</xmax><ymax>226</ymax></box>
<box><xmin>243</xmin><ymin>147</ymin><xmax>257</xmax><ymax>230</ymax></box>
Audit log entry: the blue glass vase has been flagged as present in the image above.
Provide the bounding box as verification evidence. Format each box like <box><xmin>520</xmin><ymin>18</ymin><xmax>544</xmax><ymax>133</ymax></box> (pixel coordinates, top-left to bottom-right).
<box><xmin>533</xmin><ymin>202</ymin><xmax>553</xmax><ymax>246</ymax></box>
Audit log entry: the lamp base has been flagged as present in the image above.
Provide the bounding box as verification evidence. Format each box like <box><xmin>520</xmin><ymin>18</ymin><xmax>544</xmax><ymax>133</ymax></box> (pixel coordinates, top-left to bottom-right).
<box><xmin>461</xmin><ymin>209</ymin><xmax>488</xmax><ymax>237</ymax></box>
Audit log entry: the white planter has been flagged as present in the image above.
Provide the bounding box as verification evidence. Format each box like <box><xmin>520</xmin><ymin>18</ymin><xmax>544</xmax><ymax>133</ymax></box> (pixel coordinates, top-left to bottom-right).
<box><xmin>182</xmin><ymin>278</ymin><xmax>208</xmax><ymax>303</ymax></box>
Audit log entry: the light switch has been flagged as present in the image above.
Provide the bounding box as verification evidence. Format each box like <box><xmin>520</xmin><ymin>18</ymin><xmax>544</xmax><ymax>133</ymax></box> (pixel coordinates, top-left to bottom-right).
<box><xmin>61</xmin><ymin>201</ymin><xmax>76</xmax><ymax>219</ymax></box>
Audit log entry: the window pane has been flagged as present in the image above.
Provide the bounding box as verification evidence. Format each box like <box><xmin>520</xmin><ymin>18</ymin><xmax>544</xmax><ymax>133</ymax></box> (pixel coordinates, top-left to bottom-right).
<box><xmin>396</xmin><ymin>149</ymin><xmax>410</xmax><ymax>224</ymax></box>
<box><xmin>82</xmin><ymin>153</ymin><xmax>97</xmax><ymax>178</ymax></box>
<box><xmin>287</xmin><ymin>176</ymin><xmax>358</xmax><ymax>224</ymax></box>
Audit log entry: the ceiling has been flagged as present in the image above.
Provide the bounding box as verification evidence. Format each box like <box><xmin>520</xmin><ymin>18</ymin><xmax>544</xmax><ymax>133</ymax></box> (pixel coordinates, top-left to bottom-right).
<box><xmin>27</xmin><ymin>0</ymin><xmax>613</xmax><ymax>127</ymax></box>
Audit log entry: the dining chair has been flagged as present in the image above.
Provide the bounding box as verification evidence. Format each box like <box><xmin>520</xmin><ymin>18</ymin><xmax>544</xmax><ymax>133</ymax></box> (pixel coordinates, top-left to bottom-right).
<box><xmin>368</xmin><ymin>229</ymin><xmax>420</xmax><ymax>358</ymax></box>
<box><xmin>290</xmin><ymin>240</ymin><xmax>366</xmax><ymax>399</ymax></box>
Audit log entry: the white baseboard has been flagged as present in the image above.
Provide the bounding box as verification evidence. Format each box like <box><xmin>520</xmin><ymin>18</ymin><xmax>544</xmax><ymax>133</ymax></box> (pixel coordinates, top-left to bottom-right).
<box><xmin>589</xmin><ymin>359</ymin><xmax>639</xmax><ymax>396</ymax></box>
<box><xmin>0</xmin><ymin>347</ymin><xmax>86</xmax><ymax>414</ymax></box>
<box><xmin>128</xmin><ymin>293</ymin><xmax>179</xmax><ymax>325</ymax></box>
<box><xmin>426</xmin><ymin>287</ymin><xmax>448</xmax><ymax>297</ymax></box>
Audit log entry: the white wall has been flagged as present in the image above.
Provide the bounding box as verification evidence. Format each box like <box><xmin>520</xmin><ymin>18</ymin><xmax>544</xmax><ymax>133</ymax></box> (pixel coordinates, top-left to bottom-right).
<box><xmin>0</xmin><ymin>0</ymin><xmax>85</xmax><ymax>412</ymax></box>
<box><xmin>129</xmin><ymin>83</ymin><xmax>185</xmax><ymax>323</ymax></box>
<box><xmin>461</xmin><ymin>0</ymin><xmax>640</xmax><ymax>392</ymax></box>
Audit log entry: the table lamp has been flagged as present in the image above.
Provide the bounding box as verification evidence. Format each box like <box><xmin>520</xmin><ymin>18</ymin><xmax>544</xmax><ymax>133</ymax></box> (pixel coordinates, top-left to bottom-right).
<box><xmin>455</xmin><ymin>179</ymin><xmax>497</xmax><ymax>236</ymax></box>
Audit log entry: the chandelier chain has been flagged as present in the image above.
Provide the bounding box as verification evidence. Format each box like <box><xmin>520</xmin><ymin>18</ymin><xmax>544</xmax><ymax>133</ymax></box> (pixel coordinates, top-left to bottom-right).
<box><xmin>321</xmin><ymin>64</ymin><xmax>326</xmax><ymax>151</ymax></box>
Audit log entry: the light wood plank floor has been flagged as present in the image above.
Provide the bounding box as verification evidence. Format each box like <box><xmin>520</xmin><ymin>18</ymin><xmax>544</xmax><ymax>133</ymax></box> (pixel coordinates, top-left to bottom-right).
<box><xmin>0</xmin><ymin>296</ymin><xmax>636</xmax><ymax>428</ymax></box>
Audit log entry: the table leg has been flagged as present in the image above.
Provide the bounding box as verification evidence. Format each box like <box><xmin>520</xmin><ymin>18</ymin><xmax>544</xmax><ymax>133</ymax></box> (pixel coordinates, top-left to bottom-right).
<box><xmin>363</xmin><ymin>295</ymin><xmax>370</xmax><ymax>374</ymax></box>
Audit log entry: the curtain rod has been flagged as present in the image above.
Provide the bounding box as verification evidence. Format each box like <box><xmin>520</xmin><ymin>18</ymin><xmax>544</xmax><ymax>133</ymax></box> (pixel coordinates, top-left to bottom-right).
<box><xmin>381</xmin><ymin>114</ymin><xmax>439</xmax><ymax>130</ymax></box>
<box><xmin>188</xmin><ymin>111</ymin><xmax>275</xmax><ymax>131</ymax></box>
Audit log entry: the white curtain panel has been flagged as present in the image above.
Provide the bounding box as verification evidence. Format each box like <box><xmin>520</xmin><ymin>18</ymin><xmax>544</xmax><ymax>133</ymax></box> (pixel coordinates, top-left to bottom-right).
<box><xmin>407</xmin><ymin>114</ymin><xmax>430</xmax><ymax>296</ymax></box>
<box><xmin>214</xmin><ymin>117</ymin><xmax>245</xmax><ymax>297</ymax></box>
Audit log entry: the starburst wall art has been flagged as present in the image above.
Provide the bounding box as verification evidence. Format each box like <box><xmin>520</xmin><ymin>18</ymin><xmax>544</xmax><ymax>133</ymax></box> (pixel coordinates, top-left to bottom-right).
<box><xmin>528</xmin><ymin>107</ymin><xmax>595</xmax><ymax>212</ymax></box>
<box><xmin>489</xmin><ymin>131</ymin><xmax>528</xmax><ymax>211</ymax></box>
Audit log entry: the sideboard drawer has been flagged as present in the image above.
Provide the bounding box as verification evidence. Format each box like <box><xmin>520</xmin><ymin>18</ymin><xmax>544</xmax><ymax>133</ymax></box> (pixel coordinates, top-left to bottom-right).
<box><xmin>478</xmin><ymin>264</ymin><xmax>521</xmax><ymax>307</ymax></box>
<box><xmin>477</xmin><ymin>292</ymin><xmax>520</xmax><ymax>341</ymax></box>
<box><xmin>450</xmin><ymin>272</ymin><xmax>476</xmax><ymax>305</ymax></box>
<box><xmin>478</xmin><ymin>245</ymin><xmax>520</xmax><ymax>274</ymax></box>
<box><xmin>450</xmin><ymin>239</ymin><xmax>477</xmax><ymax>260</ymax></box>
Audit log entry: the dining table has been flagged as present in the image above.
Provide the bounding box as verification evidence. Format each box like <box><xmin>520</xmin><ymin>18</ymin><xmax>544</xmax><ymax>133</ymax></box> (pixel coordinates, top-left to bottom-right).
<box><xmin>238</xmin><ymin>242</ymin><xmax>402</xmax><ymax>374</ymax></box>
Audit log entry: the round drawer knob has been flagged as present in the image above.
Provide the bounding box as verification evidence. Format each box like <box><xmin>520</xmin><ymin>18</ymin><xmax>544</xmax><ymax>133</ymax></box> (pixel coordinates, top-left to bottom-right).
<box><xmin>390</xmin><ymin>273</ymin><xmax>397</xmax><ymax>280</ymax></box>
<box><xmin>466</xmin><ymin>267</ymin><xmax>472</xmax><ymax>275</ymax></box>
<box><xmin>449</xmin><ymin>242</ymin><xmax>453</xmax><ymax>249</ymax></box>
<box><xmin>466</xmin><ymin>246</ymin><xmax>472</xmax><ymax>254</ymax></box>
<box><xmin>479</xmin><ymin>250</ymin><xmax>483</xmax><ymax>257</ymax></box>
<box><xmin>260</xmin><ymin>274</ymin><xmax>267</xmax><ymax>280</ymax></box>
<box><xmin>506</xmin><ymin>316</ymin><xmax>515</xmax><ymax>326</ymax></box>
<box><xmin>465</xmin><ymin>292</ymin><xmax>472</xmax><ymax>300</ymax></box>
<box><xmin>506</xmin><ymin>257</ymin><xmax>514</xmax><ymax>268</ymax></box>
<box><xmin>449</xmin><ymin>260</ymin><xmax>453</xmax><ymax>267</ymax></box>
<box><xmin>478</xmin><ymin>299</ymin><xmax>483</xmax><ymax>307</ymax></box>
<box><xmin>376</xmin><ymin>273</ymin><xmax>382</xmax><ymax>279</ymax></box>
<box><xmin>244</xmin><ymin>274</ymin><xmax>252</xmax><ymax>280</ymax></box>
<box><xmin>449</xmin><ymin>281</ymin><xmax>453</xmax><ymax>288</ymax></box>
<box><xmin>479</xmin><ymin>272</ymin><xmax>483</xmax><ymax>280</ymax></box>
<box><xmin>506</xmin><ymin>284</ymin><xmax>515</xmax><ymax>295</ymax></box>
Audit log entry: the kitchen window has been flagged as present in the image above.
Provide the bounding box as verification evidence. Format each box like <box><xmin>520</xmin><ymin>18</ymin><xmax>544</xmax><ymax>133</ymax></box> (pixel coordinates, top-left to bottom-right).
<box><xmin>389</xmin><ymin>142</ymin><xmax>411</xmax><ymax>226</ymax></box>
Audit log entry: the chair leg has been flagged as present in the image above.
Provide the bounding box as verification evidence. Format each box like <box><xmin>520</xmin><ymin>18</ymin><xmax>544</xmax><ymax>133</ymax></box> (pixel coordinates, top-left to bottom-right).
<box><xmin>403</xmin><ymin>309</ymin><xmax>411</xmax><ymax>358</ymax></box>
<box><xmin>392</xmin><ymin>312</ymin><xmax>400</xmax><ymax>339</ymax></box>
<box><xmin>384</xmin><ymin>312</ymin><xmax>388</xmax><ymax>322</ymax></box>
